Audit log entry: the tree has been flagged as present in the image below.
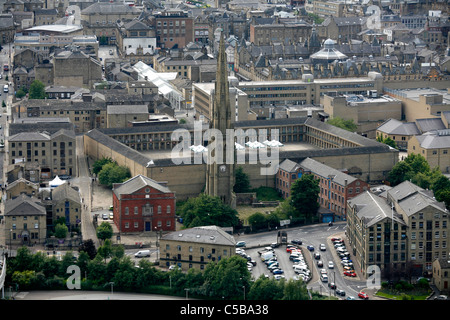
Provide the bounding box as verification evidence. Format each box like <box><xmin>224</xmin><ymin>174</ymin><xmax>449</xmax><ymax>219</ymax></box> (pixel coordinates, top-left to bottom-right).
<box><xmin>179</xmin><ymin>193</ymin><xmax>239</xmax><ymax>228</ymax></box>
<box><xmin>327</xmin><ymin>117</ymin><xmax>357</xmax><ymax>132</ymax></box>
<box><xmin>404</xmin><ymin>153</ymin><xmax>430</xmax><ymax>174</ymax></box>
<box><xmin>98</xmin><ymin>162</ymin><xmax>131</xmax><ymax>188</ymax></box>
<box><xmin>388</xmin><ymin>161</ymin><xmax>414</xmax><ymax>186</ymax></box>
<box><xmin>388</xmin><ymin>153</ymin><xmax>431</xmax><ymax>186</ymax></box>
<box><xmin>435</xmin><ymin>189</ymin><xmax>450</xmax><ymax>210</ymax></box>
<box><xmin>79</xmin><ymin>239</ymin><xmax>97</xmax><ymax>260</ymax></box>
<box><xmin>282</xmin><ymin>279</ymin><xmax>309</xmax><ymax>300</ymax></box>
<box><xmin>96</xmin><ymin>222</ymin><xmax>113</xmax><ymax>241</ymax></box>
<box><xmin>29</xmin><ymin>80</ymin><xmax>46</xmax><ymax>99</ymax></box>
<box><xmin>377</xmin><ymin>136</ymin><xmax>397</xmax><ymax>149</ymax></box>
<box><xmin>93</xmin><ymin>157</ymin><xmax>114</xmax><ymax>175</ymax></box>
<box><xmin>248</xmin><ymin>276</ymin><xmax>284</xmax><ymax>300</ymax></box>
<box><xmin>290</xmin><ymin>174</ymin><xmax>320</xmax><ymax>221</ymax></box>
<box><xmin>97</xmin><ymin>239</ymin><xmax>113</xmax><ymax>263</ymax></box>
<box><xmin>234</xmin><ymin>166</ymin><xmax>251</xmax><ymax>193</ymax></box>
<box><xmin>248</xmin><ymin>212</ymin><xmax>267</xmax><ymax>231</ymax></box>
<box><xmin>54</xmin><ymin>223</ymin><xmax>68</xmax><ymax>239</ymax></box>
<box><xmin>202</xmin><ymin>255</ymin><xmax>251</xmax><ymax>299</ymax></box>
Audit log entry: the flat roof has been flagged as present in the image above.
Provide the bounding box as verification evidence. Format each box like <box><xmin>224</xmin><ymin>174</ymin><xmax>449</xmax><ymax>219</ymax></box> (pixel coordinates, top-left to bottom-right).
<box><xmin>238</xmin><ymin>77</ymin><xmax>376</xmax><ymax>87</ymax></box>
<box><xmin>25</xmin><ymin>24</ymin><xmax>83</xmax><ymax>34</ymax></box>
<box><xmin>141</xmin><ymin>142</ymin><xmax>321</xmax><ymax>162</ymax></box>
<box><xmin>395</xmin><ymin>88</ymin><xmax>450</xmax><ymax>104</ymax></box>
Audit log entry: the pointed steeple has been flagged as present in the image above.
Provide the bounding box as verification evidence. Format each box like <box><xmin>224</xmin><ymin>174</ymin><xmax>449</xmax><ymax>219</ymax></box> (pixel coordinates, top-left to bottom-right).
<box><xmin>213</xmin><ymin>32</ymin><xmax>232</xmax><ymax>133</ymax></box>
<box><xmin>206</xmin><ymin>32</ymin><xmax>235</xmax><ymax>208</ymax></box>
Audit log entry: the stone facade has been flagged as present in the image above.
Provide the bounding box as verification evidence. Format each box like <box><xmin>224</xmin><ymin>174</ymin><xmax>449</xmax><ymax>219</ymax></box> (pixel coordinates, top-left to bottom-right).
<box><xmin>8</xmin><ymin>129</ymin><xmax>77</xmax><ymax>179</ymax></box>
<box><xmin>347</xmin><ymin>181</ymin><xmax>450</xmax><ymax>278</ymax></box>
<box><xmin>159</xmin><ymin>225</ymin><xmax>235</xmax><ymax>271</ymax></box>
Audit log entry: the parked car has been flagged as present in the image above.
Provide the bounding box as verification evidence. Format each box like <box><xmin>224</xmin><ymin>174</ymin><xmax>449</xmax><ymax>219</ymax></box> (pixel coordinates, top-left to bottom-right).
<box><xmin>346</xmin><ymin>296</ymin><xmax>356</xmax><ymax>300</ymax></box>
<box><xmin>336</xmin><ymin>289</ymin><xmax>346</xmax><ymax>296</ymax></box>
<box><xmin>102</xmin><ymin>213</ymin><xmax>108</xmax><ymax>220</ymax></box>
<box><xmin>344</xmin><ymin>271</ymin><xmax>357</xmax><ymax>277</ymax></box>
<box><xmin>291</xmin><ymin>239</ymin><xmax>302</xmax><ymax>245</ymax></box>
<box><xmin>286</xmin><ymin>246</ymin><xmax>296</xmax><ymax>253</ymax></box>
<box><xmin>358</xmin><ymin>292</ymin><xmax>369</xmax><ymax>300</ymax></box>
<box><xmin>236</xmin><ymin>241</ymin><xmax>246</xmax><ymax>248</ymax></box>
<box><xmin>272</xmin><ymin>269</ymin><xmax>284</xmax><ymax>275</ymax></box>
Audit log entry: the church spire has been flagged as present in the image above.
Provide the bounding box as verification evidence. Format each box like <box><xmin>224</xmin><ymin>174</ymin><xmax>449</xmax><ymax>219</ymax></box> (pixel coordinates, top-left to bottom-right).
<box><xmin>206</xmin><ymin>31</ymin><xmax>235</xmax><ymax>208</ymax></box>
<box><xmin>213</xmin><ymin>32</ymin><xmax>232</xmax><ymax>134</ymax></box>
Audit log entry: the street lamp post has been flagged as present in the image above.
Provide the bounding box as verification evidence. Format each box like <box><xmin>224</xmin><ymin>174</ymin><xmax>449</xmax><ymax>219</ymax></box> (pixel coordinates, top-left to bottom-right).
<box><xmin>184</xmin><ymin>288</ymin><xmax>190</xmax><ymax>300</ymax></box>
<box><xmin>9</xmin><ymin>229</ymin><xmax>12</xmax><ymax>257</ymax></box>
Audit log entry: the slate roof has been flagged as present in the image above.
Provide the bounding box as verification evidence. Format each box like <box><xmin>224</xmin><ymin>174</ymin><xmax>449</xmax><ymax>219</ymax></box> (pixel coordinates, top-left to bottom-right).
<box><xmin>107</xmin><ymin>104</ymin><xmax>149</xmax><ymax>114</ymax></box>
<box><xmin>348</xmin><ymin>191</ymin><xmax>405</xmax><ymax>227</ymax></box>
<box><xmin>386</xmin><ymin>181</ymin><xmax>447</xmax><ymax>216</ymax></box>
<box><xmin>299</xmin><ymin>157</ymin><xmax>357</xmax><ymax>186</ymax></box>
<box><xmin>52</xmin><ymin>183</ymin><xmax>81</xmax><ymax>204</ymax></box>
<box><xmin>113</xmin><ymin>174</ymin><xmax>173</xmax><ymax>198</ymax></box>
<box><xmin>5</xmin><ymin>194</ymin><xmax>46</xmax><ymax>216</ymax></box>
<box><xmin>81</xmin><ymin>3</ymin><xmax>141</xmax><ymax>14</ymax></box>
<box><xmin>415</xmin><ymin>118</ymin><xmax>446</xmax><ymax>133</ymax></box>
<box><xmin>278</xmin><ymin>159</ymin><xmax>300</xmax><ymax>173</ymax></box>
<box><xmin>415</xmin><ymin>130</ymin><xmax>450</xmax><ymax>149</ymax></box>
<box><xmin>161</xmin><ymin>225</ymin><xmax>235</xmax><ymax>246</ymax></box>
<box><xmin>377</xmin><ymin>119</ymin><xmax>421</xmax><ymax>136</ymax></box>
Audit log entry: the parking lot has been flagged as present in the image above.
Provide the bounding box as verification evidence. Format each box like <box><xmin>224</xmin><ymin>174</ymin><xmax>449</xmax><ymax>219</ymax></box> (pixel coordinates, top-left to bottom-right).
<box><xmin>235</xmin><ymin>231</ymin><xmax>369</xmax><ymax>300</ymax></box>
<box><xmin>237</xmin><ymin>243</ymin><xmax>317</xmax><ymax>283</ymax></box>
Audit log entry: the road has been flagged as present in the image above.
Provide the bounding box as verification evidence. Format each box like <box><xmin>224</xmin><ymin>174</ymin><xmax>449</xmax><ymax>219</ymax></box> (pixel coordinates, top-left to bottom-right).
<box><xmin>0</xmin><ymin>43</ymin><xmax>12</xmax><ymax>188</ymax></box>
<box><xmin>12</xmin><ymin>290</ymin><xmax>186</xmax><ymax>300</ymax></box>
<box><xmin>71</xmin><ymin>136</ymin><xmax>100</xmax><ymax>248</ymax></box>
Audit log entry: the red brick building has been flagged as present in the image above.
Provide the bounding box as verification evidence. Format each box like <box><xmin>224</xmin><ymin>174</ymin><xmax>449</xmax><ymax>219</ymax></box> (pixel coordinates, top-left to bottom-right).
<box><xmin>276</xmin><ymin>157</ymin><xmax>369</xmax><ymax>221</ymax></box>
<box><xmin>112</xmin><ymin>175</ymin><xmax>176</xmax><ymax>233</ymax></box>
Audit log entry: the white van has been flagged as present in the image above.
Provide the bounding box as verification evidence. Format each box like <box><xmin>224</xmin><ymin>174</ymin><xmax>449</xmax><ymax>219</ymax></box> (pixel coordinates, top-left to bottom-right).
<box><xmin>134</xmin><ymin>250</ymin><xmax>151</xmax><ymax>258</ymax></box>
<box><xmin>3</xmin><ymin>84</ymin><xmax>8</xmax><ymax>93</ymax></box>
<box><xmin>261</xmin><ymin>251</ymin><xmax>274</xmax><ymax>262</ymax></box>
<box><xmin>320</xmin><ymin>274</ymin><xmax>328</xmax><ymax>282</ymax></box>
<box><xmin>293</xmin><ymin>264</ymin><xmax>308</xmax><ymax>273</ymax></box>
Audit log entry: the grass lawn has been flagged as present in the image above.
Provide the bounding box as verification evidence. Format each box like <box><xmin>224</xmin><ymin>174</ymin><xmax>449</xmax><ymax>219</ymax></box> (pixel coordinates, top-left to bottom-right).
<box><xmin>236</xmin><ymin>205</ymin><xmax>277</xmax><ymax>226</ymax></box>
<box><xmin>375</xmin><ymin>290</ymin><xmax>430</xmax><ymax>300</ymax></box>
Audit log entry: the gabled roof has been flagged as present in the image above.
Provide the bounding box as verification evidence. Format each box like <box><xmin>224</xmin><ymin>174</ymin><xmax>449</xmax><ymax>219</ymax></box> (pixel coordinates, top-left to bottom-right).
<box><xmin>377</xmin><ymin>118</ymin><xmax>421</xmax><ymax>136</ymax></box>
<box><xmin>52</xmin><ymin>183</ymin><xmax>81</xmax><ymax>204</ymax></box>
<box><xmin>81</xmin><ymin>3</ymin><xmax>141</xmax><ymax>14</ymax></box>
<box><xmin>348</xmin><ymin>191</ymin><xmax>404</xmax><ymax>227</ymax></box>
<box><xmin>278</xmin><ymin>159</ymin><xmax>300</xmax><ymax>173</ymax></box>
<box><xmin>299</xmin><ymin>157</ymin><xmax>357</xmax><ymax>186</ymax></box>
<box><xmin>5</xmin><ymin>194</ymin><xmax>46</xmax><ymax>216</ymax></box>
<box><xmin>415</xmin><ymin>118</ymin><xmax>446</xmax><ymax>133</ymax></box>
<box><xmin>415</xmin><ymin>130</ymin><xmax>450</xmax><ymax>149</ymax></box>
<box><xmin>161</xmin><ymin>225</ymin><xmax>235</xmax><ymax>246</ymax></box>
<box><xmin>113</xmin><ymin>174</ymin><xmax>173</xmax><ymax>198</ymax></box>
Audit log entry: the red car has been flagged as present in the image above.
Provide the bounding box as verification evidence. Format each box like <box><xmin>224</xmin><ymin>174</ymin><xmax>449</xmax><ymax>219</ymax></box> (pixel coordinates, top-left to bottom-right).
<box><xmin>344</xmin><ymin>271</ymin><xmax>357</xmax><ymax>277</ymax></box>
<box><xmin>358</xmin><ymin>292</ymin><xmax>369</xmax><ymax>300</ymax></box>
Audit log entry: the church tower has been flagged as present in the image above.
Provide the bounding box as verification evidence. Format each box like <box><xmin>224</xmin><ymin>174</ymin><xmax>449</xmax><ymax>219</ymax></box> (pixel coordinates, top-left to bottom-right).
<box><xmin>205</xmin><ymin>32</ymin><xmax>236</xmax><ymax>208</ymax></box>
